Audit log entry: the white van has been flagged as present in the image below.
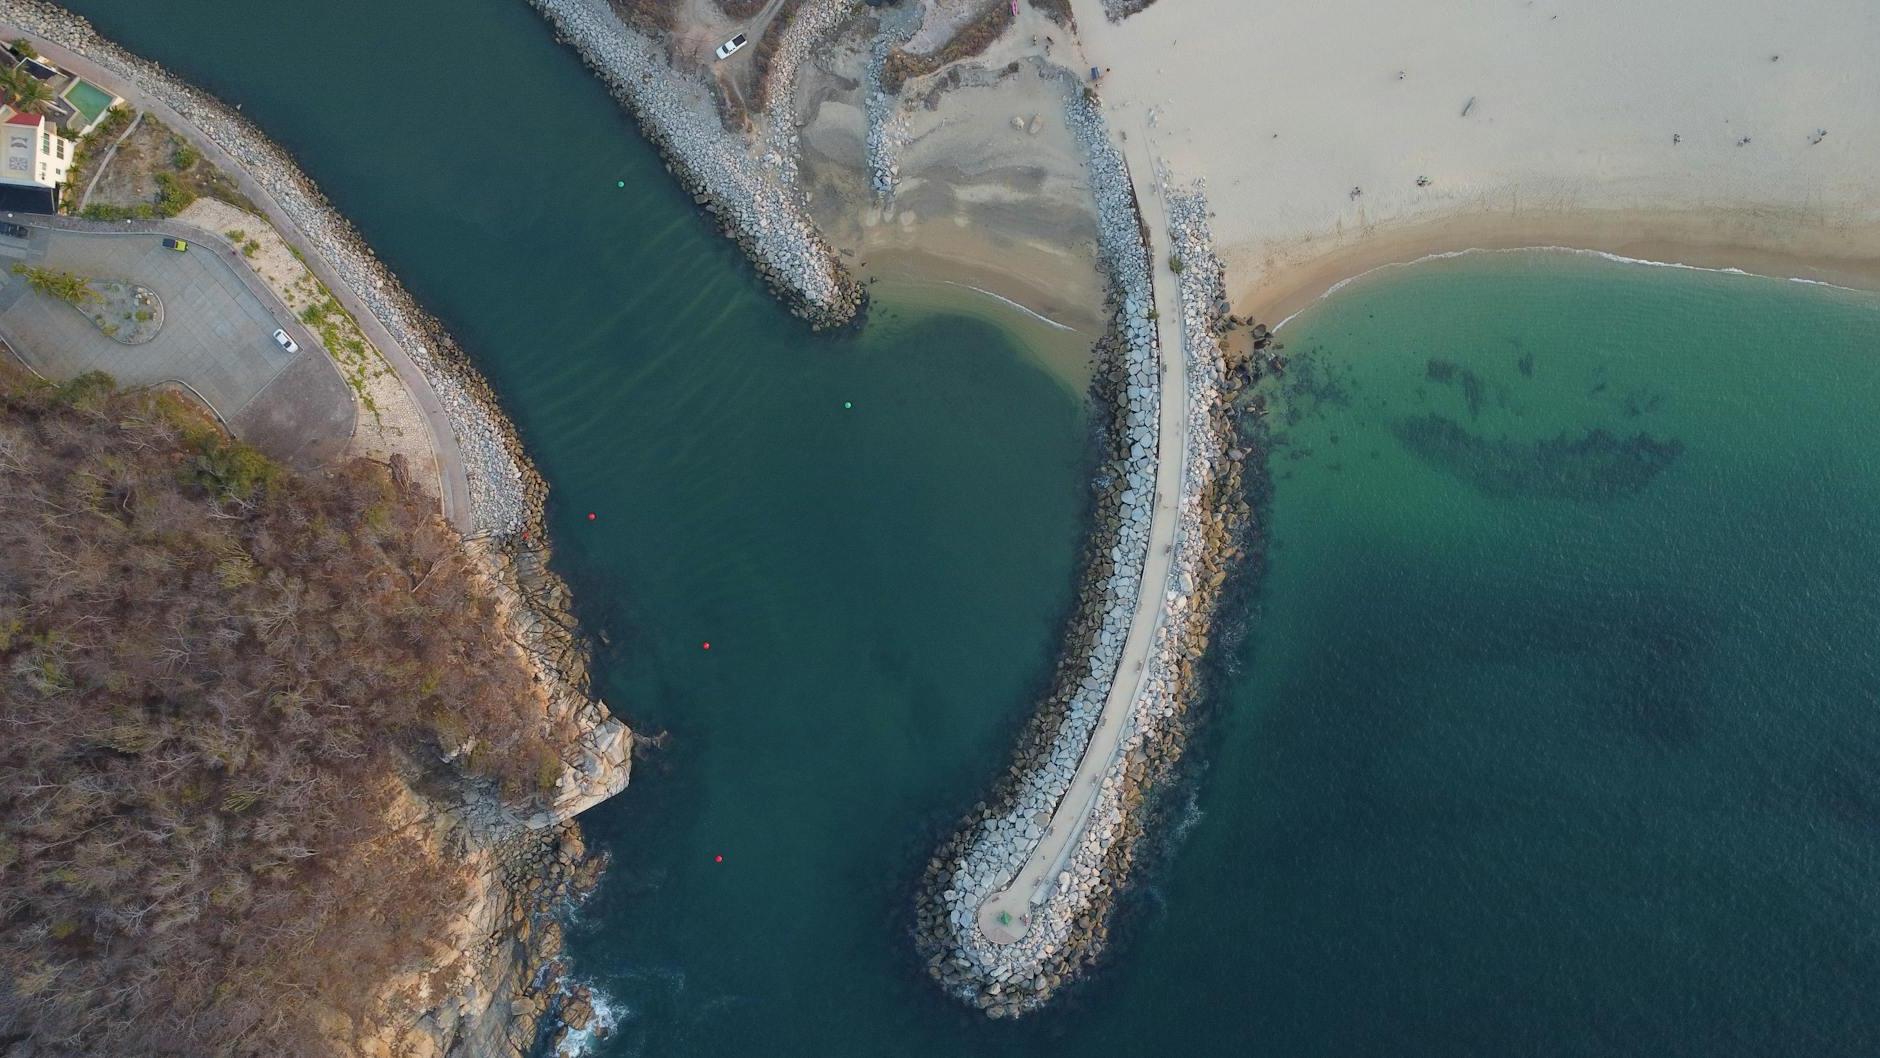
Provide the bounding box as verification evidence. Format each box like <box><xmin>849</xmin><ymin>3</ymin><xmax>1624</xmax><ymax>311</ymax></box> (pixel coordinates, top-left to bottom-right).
<box><xmin>714</xmin><ymin>33</ymin><xmax>748</xmax><ymax>60</ymax></box>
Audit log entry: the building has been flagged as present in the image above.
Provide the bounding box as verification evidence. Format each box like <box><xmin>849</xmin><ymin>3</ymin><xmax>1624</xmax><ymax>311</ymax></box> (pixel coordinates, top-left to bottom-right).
<box><xmin>3</xmin><ymin>47</ymin><xmax>124</xmax><ymax>139</ymax></box>
<box><xmin>0</xmin><ymin>43</ymin><xmax>125</xmax><ymax>213</ymax></box>
<box><xmin>0</xmin><ymin>108</ymin><xmax>74</xmax><ymax>213</ymax></box>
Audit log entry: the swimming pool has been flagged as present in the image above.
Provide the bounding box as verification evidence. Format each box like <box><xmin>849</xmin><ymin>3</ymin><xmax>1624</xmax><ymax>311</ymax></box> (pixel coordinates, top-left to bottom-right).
<box><xmin>62</xmin><ymin>78</ymin><xmax>115</xmax><ymax>129</ymax></box>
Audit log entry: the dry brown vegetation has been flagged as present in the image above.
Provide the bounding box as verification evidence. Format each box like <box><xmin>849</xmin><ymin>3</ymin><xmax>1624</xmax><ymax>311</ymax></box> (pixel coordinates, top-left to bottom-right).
<box><xmin>0</xmin><ymin>366</ymin><xmax>572</xmax><ymax>1056</ymax></box>
<box><xmin>881</xmin><ymin>0</ymin><xmax>1014</xmax><ymax>92</ymax></box>
<box><xmin>68</xmin><ymin>113</ymin><xmax>257</xmax><ymax>222</ymax></box>
<box><xmin>611</xmin><ymin>0</ymin><xmax>676</xmax><ymax>34</ymax></box>
<box><xmin>1028</xmin><ymin>0</ymin><xmax>1075</xmax><ymax>28</ymax></box>
<box><xmin>749</xmin><ymin>0</ymin><xmax>810</xmax><ymax>111</ymax></box>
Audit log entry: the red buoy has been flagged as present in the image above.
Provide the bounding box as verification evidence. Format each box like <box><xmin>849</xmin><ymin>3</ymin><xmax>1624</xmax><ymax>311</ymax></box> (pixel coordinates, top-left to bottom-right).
<box><xmin>714</xmin><ymin>854</ymin><xmax>723</xmax><ymax>863</ymax></box>
<box><xmin>587</xmin><ymin>512</ymin><xmax>596</xmax><ymax>521</ymax></box>
<box><xmin>702</xmin><ymin>641</ymin><xmax>712</xmax><ymax>651</ymax></box>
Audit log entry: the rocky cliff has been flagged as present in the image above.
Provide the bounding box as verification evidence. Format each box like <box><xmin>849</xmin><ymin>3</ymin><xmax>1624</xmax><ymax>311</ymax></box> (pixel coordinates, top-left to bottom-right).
<box><xmin>0</xmin><ymin>5</ymin><xmax>636</xmax><ymax>1055</ymax></box>
<box><xmin>322</xmin><ymin>533</ymin><xmax>631</xmax><ymax>1058</ymax></box>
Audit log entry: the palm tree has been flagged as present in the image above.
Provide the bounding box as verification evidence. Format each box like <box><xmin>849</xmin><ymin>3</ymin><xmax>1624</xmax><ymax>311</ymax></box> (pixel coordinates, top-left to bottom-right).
<box><xmin>0</xmin><ymin>64</ymin><xmax>52</xmax><ymax>115</ymax></box>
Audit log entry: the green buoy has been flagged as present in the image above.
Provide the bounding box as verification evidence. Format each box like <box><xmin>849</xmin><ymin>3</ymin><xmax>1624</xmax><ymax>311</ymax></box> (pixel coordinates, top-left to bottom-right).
<box><xmin>616</xmin><ymin>180</ymin><xmax>625</xmax><ymax>188</ymax></box>
<box><xmin>843</xmin><ymin>401</ymin><xmax>853</xmax><ymax>410</ymax></box>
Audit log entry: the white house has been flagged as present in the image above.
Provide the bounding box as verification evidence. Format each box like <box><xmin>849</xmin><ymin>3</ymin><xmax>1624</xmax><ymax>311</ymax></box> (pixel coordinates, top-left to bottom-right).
<box><xmin>0</xmin><ymin>108</ymin><xmax>74</xmax><ymax>211</ymax></box>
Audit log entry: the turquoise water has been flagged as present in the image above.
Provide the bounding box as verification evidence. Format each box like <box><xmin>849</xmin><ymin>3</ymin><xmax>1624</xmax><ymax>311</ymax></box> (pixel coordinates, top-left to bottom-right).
<box><xmin>58</xmin><ymin>2</ymin><xmax>1880</xmax><ymax>1054</ymax></box>
<box><xmin>62</xmin><ymin>77</ymin><xmax>113</xmax><ymax>125</ymax></box>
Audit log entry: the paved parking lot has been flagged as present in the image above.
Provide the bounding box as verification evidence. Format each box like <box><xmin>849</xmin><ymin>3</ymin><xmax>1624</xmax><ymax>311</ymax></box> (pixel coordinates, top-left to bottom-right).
<box><xmin>0</xmin><ymin>223</ymin><xmax>354</xmax><ymax>469</ymax></box>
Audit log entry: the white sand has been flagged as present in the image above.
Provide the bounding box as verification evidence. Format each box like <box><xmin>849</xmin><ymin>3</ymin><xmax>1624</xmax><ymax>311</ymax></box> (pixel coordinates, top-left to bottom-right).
<box><xmin>1065</xmin><ymin>0</ymin><xmax>1880</xmax><ymax>319</ymax></box>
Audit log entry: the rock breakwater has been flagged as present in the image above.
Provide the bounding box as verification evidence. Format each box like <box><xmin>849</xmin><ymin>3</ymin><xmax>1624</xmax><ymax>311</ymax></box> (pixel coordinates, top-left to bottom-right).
<box><xmin>913</xmin><ymin>86</ymin><xmax>1251</xmax><ymax>1014</ymax></box>
<box><xmin>526</xmin><ymin>0</ymin><xmax>865</xmax><ymax>330</ymax></box>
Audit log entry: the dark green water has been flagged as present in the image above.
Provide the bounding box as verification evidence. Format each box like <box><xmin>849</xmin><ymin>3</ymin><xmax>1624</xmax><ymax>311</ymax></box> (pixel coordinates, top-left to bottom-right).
<box><xmin>62</xmin><ymin>2</ymin><xmax>1880</xmax><ymax>1055</ymax></box>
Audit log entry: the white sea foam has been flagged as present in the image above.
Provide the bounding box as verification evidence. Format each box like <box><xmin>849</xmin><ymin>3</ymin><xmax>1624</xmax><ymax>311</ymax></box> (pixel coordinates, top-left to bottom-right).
<box><xmin>1166</xmin><ymin>785</ymin><xmax>1205</xmax><ymax>848</ymax></box>
<box><xmin>1272</xmin><ymin>246</ymin><xmax>1870</xmax><ymax>332</ymax></box>
<box><xmin>552</xmin><ymin>982</ymin><xmax>623</xmax><ymax>1058</ymax></box>
<box><xmin>943</xmin><ymin>281</ymin><xmax>1078</xmax><ymax>332</ymax></box>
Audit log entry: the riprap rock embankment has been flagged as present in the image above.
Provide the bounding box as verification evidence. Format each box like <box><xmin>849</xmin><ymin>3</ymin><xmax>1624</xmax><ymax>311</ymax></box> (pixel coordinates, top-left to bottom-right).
<box><xmin>914</xmin><ymin>141</ymin><xmax>1252</xmax><ymax>1013</ymax></box>
<box><xmin>527</xmin><ymin>0</ymin><xmax>865</xmax><ymax>329</ymax></box>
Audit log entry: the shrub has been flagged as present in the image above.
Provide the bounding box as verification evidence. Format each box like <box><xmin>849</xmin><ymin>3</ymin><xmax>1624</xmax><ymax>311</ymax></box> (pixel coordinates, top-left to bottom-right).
<box><xmin>10</xmin><ymin>264</ymin><xmax>97</xmax><ymax>305</ymax></box>
<box><xmin>153</xmin><ymin>170</ymin><xmax>195</xmax><ymax>217</ymax></box>
<box><xmin>879</xmin><ymin>1</ymin><xmax>1015</xmax><ymax>93</ymax></box>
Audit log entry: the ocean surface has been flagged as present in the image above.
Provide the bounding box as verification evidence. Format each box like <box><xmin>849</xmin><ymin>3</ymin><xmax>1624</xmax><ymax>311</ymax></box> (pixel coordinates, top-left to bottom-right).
<box><xmin>59</xmin><ymin>2</ymin><xmax>1880</xmax><ymax>1055</ymax></box>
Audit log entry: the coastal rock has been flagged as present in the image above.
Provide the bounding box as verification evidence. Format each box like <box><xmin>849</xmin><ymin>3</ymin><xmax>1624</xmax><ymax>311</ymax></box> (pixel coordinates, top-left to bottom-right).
<box><xmin>525</xmin><ymin>0</ymin><xmax>865</xmax><ymax>330</ymax></box>
<box><xmin>914</xmin><ymin>171</ymin><xmax>1248</xmax><ymax>1015</ymax></box>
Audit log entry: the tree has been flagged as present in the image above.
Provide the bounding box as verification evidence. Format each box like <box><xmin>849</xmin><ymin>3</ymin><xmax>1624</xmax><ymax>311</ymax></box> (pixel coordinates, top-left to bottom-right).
<box><xmin>0</xmin><ymin>64</ymin><xmax>53</xmax><ymax>114</ymax></box>
<box><xmin>0</xmin><ymin>363</ymin><xmax>575</xmax><ymax>1056</ymax></box>
<box><xmin>10</xmin><ymin>264</ymin><xmax>98</xmax><ymax>305</ymax></box>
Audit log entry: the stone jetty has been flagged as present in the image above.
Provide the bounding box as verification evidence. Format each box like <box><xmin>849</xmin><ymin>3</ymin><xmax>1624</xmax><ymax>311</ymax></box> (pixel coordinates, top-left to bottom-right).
<box><xmin>913</xmin><ymin>66</ymin><xmax>1252</xmax><ymax>1009</ymax></box>
<box><xmin>526</xmin><ymin>0</ymin><xmax>865</xmax><ymax>330</ymax></box>
<box><xmin>863</xmin><ymin>4</ymin><xmax>920</xmax><ymax>201</ymax></box>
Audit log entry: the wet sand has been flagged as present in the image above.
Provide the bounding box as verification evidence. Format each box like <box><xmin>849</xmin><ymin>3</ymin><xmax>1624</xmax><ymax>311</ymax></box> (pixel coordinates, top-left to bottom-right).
<box><xmin>1248</xmin><ymin>208</ymin><xmax>1880</xmax><ymax>328</ymax></box>
<box><xmin>796</xmin><ymin>18</ymin><xmax>1107</xmax><ymax>389</ymax></box>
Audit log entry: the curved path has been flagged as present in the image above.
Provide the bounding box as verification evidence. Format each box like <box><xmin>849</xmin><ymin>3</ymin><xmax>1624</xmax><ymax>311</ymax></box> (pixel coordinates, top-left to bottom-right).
<box><xmin>976</xmin><ymin>15</ymin><xmax>1191</xmax><ymax>943</ymax></box>
<box><xmin>0</xmin><ymin>20</ymin><xmax>476</xmax><ymax>531</ymax></box>
<box><xmin>0</xmin><ymin>216</ymin><xmax>356</xmax><ymax>469</ymax></box>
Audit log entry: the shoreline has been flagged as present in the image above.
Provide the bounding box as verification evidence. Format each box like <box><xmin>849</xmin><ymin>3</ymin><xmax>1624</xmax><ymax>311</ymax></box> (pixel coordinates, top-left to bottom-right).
<box><xmin>863</xmin><ymin>270</ymin><xmax>1098</xmax><ymax>392</ymax></box>
<box><xmin>1268</xmin><ymin>236</ymin><xmax>1880</xmax><ymax>332</ymax></box>
<box><xmin>0</xmin><ymin>4</ymin><xmax>633</xmax><ymax>1055</ymax></box>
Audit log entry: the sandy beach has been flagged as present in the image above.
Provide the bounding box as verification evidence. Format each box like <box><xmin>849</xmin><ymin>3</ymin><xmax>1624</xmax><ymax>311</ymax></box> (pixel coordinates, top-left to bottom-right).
<box><xmin>795</xmin><ymin>8</ymin><xmax>1110</xmax><ymax>386</ymax></box>
<box><xmin>1064</xmin><ymin>0</ymin><xmax>1880</xmax><ymax>321</ymax></box>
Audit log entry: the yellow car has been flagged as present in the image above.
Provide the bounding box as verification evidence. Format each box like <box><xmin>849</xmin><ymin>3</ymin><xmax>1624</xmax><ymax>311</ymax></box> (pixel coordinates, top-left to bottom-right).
<box><xmin>161</xmin><ymin>237</ymin><xmax>188</xmax><ymax>252</ymax></box>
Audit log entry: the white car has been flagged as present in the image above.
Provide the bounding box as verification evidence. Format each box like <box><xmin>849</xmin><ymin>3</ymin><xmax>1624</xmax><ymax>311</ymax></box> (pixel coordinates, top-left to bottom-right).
<box><xmin>272</xmin><ymin>328</ymin><xmax>300</xmax><ymax>354</ymax></box>
<box><xmin>714</xmin><ymin>33</ymin><xmax>747</xmax><ymax>60</ymax></box>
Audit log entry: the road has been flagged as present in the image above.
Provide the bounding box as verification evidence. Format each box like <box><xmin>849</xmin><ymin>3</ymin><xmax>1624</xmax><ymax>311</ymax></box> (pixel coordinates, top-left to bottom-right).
<box><xmin>0</xmin><ymin>219</ymin><xmax>356</xmax><ymax>471</ymax></box>
<box><xmin>0</xmin><ymin>21</ymin><xmax>477</xmax><ymax>531</ymax></box>
<box><xmin>975</xmin><ymin>11</ymin><xmax>1191</xmax><ymax>944</ymax></box>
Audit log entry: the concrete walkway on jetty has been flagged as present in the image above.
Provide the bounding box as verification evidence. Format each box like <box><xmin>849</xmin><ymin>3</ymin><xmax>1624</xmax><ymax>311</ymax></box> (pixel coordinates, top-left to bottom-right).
<box><xmin>976</xmin><ymin>8</ymin><xmax>1191</xmax><ymax>944</ymax></box>
<box><xmin>0</xmin><ymin>20</ymin><xmax>477</xmax><ymax>531</ymax></box>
